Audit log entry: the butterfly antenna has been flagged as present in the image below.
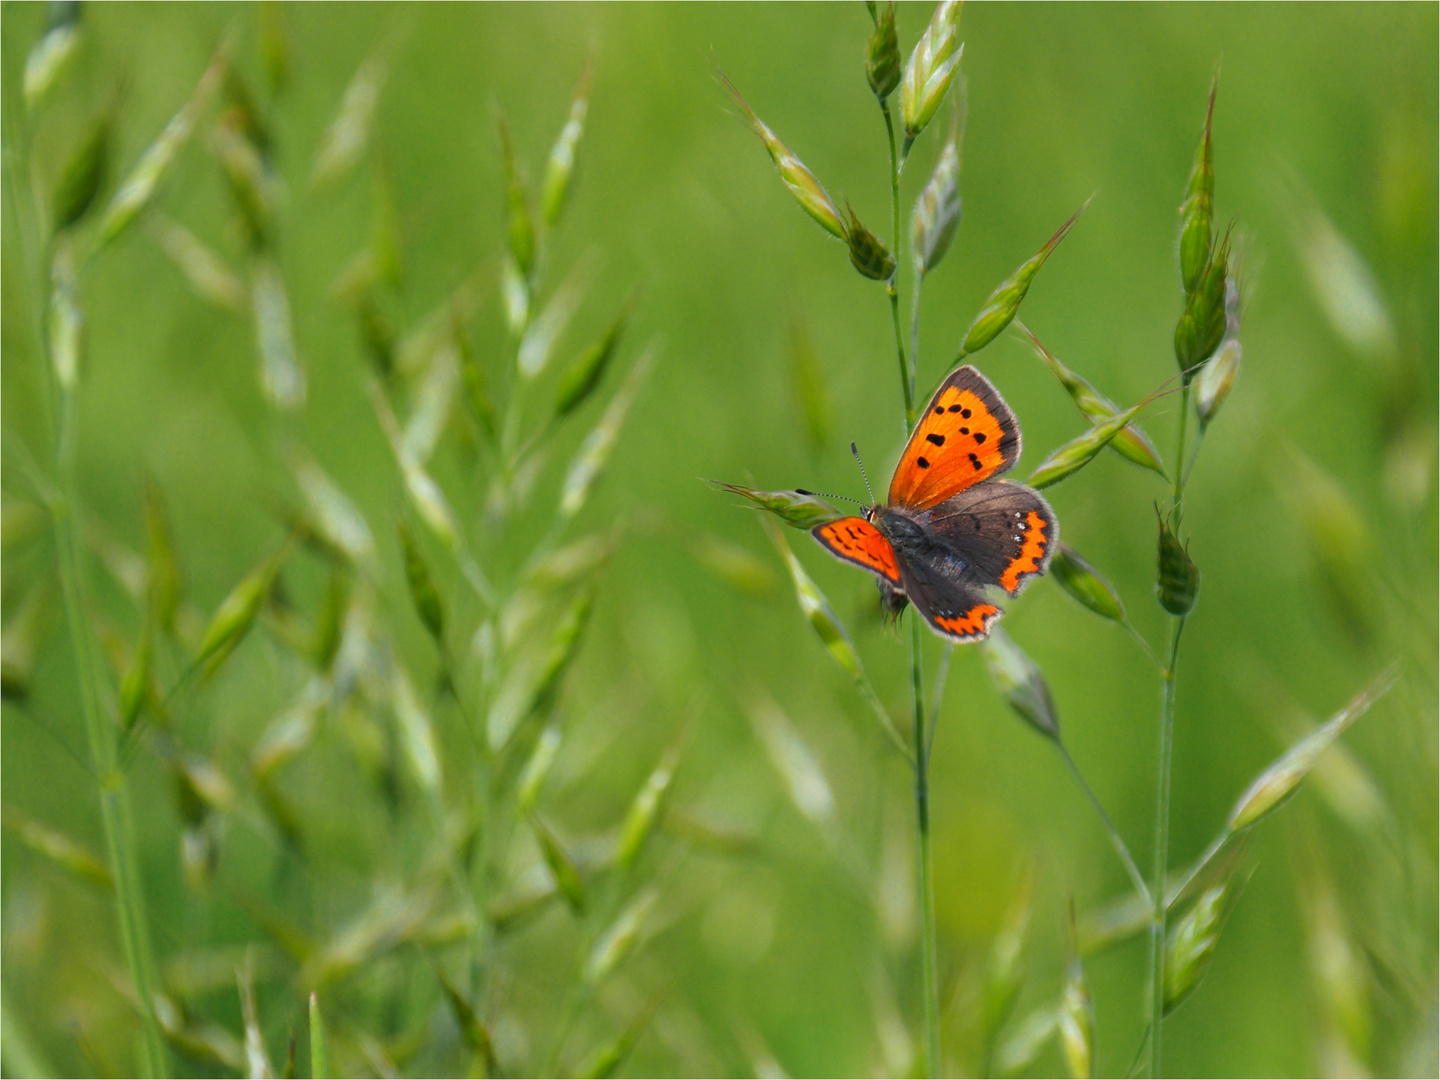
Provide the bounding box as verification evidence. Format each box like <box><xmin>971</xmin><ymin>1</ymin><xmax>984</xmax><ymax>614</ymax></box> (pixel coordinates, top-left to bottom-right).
<box><xmin>851</xmin><ymin>442</ymin><xmax>877</xmax><ymax>506</ymax></box>
<box><xmin>795</xmin><ymin>488</ymin><xmax>867</xmax><ymax>509</ymax></box>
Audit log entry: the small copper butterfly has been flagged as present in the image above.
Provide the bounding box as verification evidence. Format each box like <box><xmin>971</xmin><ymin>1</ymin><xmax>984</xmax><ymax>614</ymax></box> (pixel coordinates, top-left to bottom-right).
<box><xmin>808</xmin><ymin>364</ymin><xmax>1057</xmax><ymax>642</ymax></box>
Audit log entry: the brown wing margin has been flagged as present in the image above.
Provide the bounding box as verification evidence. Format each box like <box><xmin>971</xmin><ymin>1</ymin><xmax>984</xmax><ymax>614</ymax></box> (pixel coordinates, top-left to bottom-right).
<box><xmin>811</xmin><ymin>517</ymin><xmax>901</xmax><ymax>584</ymax></box>
<box><xmin>889</xmin><ymin>365</ymin><xmax>1022</xmax><ymax>511</ymax></box>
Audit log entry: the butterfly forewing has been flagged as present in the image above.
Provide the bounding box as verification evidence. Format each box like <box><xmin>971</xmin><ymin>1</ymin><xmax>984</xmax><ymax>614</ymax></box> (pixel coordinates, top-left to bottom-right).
<box><xmin>811</xmin><ymin>516</ymin><xmax>901</xmax><ymax>585</ymax></box>
<box><xmin>889</xmin><ymin>366</ymin><xmax>1021</xmax><ymax>511</ymax></box>
<box><xmin>925</xmin><ymin>480</ymin><xmax>1057</xmax><ymax>597</ymax></box>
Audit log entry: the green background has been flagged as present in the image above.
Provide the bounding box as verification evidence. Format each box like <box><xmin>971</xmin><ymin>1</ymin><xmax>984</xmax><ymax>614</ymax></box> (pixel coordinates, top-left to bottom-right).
<box><xmin>3</xmin><ymin>3</ymin><xmax>1436</xmax><ymax>1077</ymax></box>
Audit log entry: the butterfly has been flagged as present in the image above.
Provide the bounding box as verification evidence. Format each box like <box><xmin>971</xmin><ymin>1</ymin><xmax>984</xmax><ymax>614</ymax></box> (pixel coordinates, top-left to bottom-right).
<box><xmin>809</xmin><ymin>365</ymin><xmax>1057</xmax><ymax>643</ymax></box>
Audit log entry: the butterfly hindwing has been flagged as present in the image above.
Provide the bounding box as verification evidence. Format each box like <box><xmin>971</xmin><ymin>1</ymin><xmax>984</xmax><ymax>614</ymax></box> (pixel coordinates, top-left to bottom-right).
<box><xmin>925</xmin><ymin>480</ymin><xmax>1058</xmax><ymax>597</ymax></box>
<box><xmin>812</xmin><ymin>516</ymin><xmax>901</xmax><ymax>585</ymax></box>
<box><xmin>898</xmin><ymin>554</ymin><xmax>1003</xmax><ymax>643</ymax></box>
<box><xmin>889</xmin><ymin>365</ymin><xmax>1021</xmax><ymax>511</ymax></box>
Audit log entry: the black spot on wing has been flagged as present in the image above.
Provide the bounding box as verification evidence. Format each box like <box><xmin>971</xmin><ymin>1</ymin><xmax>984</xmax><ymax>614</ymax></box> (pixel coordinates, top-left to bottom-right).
<box><xmin>926</xmin><ymin>433</ymin><xmax>945</xmax><ymax>447</ymax></box>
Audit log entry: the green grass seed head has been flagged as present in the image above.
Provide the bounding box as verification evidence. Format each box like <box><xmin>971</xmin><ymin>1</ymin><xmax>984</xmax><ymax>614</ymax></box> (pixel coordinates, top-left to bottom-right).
<box><xmin>1163</xmin><ymin>883</ymin><xmax>1225</xmax><ymax>1016</ymax></box>
<box><xmin>1194</xmin><ymin>336</ymin><xmax>1241</xmax><ymax>426</ymax></box>
<box><xmin>1155</xmin><ymin>508</ymin><xmax>1200</xmax><ymax>616</ymax></box>
<box><xmin>544</xmin><ymin>62</ymin><xmax>593</xmax><ymax>228</ymax></box>
<box><xmin>23</xmin><ymin>1</ymin><xmax>80</xmax><ymax>108</ymax></box>
<box><xmin>1174</xmin><ymin>231</ymin><xmax>1230</xmax><ymax>379</ymax></box>
<box><xmin>901</xmin><ymin>0</ymin><xmax>964</xmax><ymax>148</ymax></box>
<box><xmin>396</xmin><ymin>517</ymin><xmax>444</xmax><ymax>643</ymax></box>
<box><xmin>865</xmin><ymin>3</ymin><xmax>902</xmax><ymax>102</ymax></box>
<box><xmin>555</xmin><ymin>288</ymin><xmax>641</xmax><ymax>416</ymax></box>
<box><xmin>845</xmin><ymin>204</ymin><xmax>897</xmax><ymax>281</ymax></box>
<box><xmin>52</xmin><ymin>107</ymin><xmax>111</xmax><ymax>232</ymax></box>
<box><xmin>712</xmin><ymin>482</ymin><xmax>843</xmax><ymax>530</ymax></box>
<box><xmin>718</xmin><ymin>69</ymin><xmax>847</xmax><ymax>240</ymax></box>
<box><xmin>961</xmin><ymin>200</ymin><xmax>1087</xmax><ymax>356</ymax></box>
<box><xmin>584</xmin><ymin>887</ymin><xmax>659</xmax><ymax>985</ymax></box>
<box><xmin>1057</xmin><ymin>955</ymin><xmax>1094</xmax><ymax>1079</ymax></box>
<box><xmin>912</xmin><ymin>134</ymin><xmax>961</xmax><ymax>274</ymax></box>
<box><xmin>980</xmin><ymin>626</ymin><xmax>1059</xmax><ymax>741</ymax></box>
<box><xmin>1178</xmin><ymin>78</ymin><xmax>1217</xmax><ymax>294</ymax></box>
<box><xmin>1051</xmin><ymin>544</ymin><xmax>1125</xmax><ymax>623</ymax></box>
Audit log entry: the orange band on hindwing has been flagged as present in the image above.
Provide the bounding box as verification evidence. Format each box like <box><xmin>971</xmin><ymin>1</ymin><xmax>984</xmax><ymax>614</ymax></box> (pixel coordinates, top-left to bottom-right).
<box><xmin>933</xmin><ymin>602</ymin><xmax>1001</xmax><ymax>641</ymax></box>
<box><xmin>1000</xmin><ymin>510</ymin><xmax>1051</xmax><ymax>593</ymax></box>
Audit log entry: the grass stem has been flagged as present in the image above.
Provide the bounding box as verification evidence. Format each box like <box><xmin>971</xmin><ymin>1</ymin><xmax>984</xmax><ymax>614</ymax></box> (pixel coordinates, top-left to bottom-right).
<box><xmin>911</xmin><ymin>612</ymin><xmax>941</xmax><ymax>1078</ymax></box>
<box><xmin>1056</xmin><ymin>742</ymin><xmax>1152</xmax><ymax>908</ymax></box>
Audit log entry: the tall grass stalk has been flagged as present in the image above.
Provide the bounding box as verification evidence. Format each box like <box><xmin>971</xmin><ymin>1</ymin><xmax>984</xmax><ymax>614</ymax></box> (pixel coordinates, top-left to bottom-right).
<box><xmin>1151</xmin><ymin>384</ymin><xmax>1191</xmax><ymax>1077</ymax></box>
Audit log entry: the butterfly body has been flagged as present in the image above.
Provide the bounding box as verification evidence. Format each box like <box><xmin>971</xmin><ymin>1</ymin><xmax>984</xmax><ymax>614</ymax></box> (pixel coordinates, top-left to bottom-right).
<box><xmin>811</xmin><ymin>365</ymin><xmax>1057</xmax><ymax>643</ymax></box>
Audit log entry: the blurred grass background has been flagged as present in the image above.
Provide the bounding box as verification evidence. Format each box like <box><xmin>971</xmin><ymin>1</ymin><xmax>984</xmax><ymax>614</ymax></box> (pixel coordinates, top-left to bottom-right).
<box><xmin>2</xmin><ymin>3</ymin><xmax>1436</xmax><ymax>1077</ymax></box>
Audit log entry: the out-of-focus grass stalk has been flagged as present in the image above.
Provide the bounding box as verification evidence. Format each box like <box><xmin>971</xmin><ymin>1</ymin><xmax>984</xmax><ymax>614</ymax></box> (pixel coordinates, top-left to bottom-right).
<box><xmin>48</xmin><ymin>296</ymin><xmax>169</xmax><ymax>1076</ymax></box>
<box><xmin>1149</xmin><ymin>383</ymin><xmax>1190</xmax><ymax>1077</ymax></box>
<box><xmin>911</xmin><ymin>612</ymin><xmax>941</xmax><ymax>1078</ymax></box>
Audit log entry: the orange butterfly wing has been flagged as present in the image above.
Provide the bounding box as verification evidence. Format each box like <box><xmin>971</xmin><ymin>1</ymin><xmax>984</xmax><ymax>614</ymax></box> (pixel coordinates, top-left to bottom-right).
<box><xmin>888</xmin><ymin>366</ymin><xmax>1021</xmax><ymax>511</ymax></box>
<box><xmin>811</xmin><ymin>517</ymin><xmax>901</xmax><ymax>584</ymax></box>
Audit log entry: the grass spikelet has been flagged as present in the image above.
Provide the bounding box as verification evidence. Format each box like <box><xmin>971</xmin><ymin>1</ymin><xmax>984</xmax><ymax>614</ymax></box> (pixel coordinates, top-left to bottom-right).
<box><xmin>544</xmin><ymin>62</ymin><xmax>593</xmax><ymax>228</ymax></box>
<box><xmin>558</xmin><ymin>343</ymin><xmax>656</xmax><ymax>522</ymax></box>
<box><xmin>556</xmin><ymin>289</ymin><xmax>642</xmax><ymax>416</ymax></box>
<box><xmin>311</xmin><ymin>51</ymin><xmax>388</xmax><ymax>189</ymax></box>
<box><xmin>745</xmin><ymin>691</ymin><xmax>835</xmax><ymax>825</ymax></box>
<box><xmin>866</xmin><ymin>3</ymin><xmax>902</xmax><ymax>102</ymax></box>
<box><xmin>517</xmin><ymin>722</ymin><xmax>563</xmax><ymax>813</ymax></box>
<box><xmin>900</xmin><ymin>0</ymin><xmax>963</xmax><ymax>150</ymax></box>
<box><xmin>1050</xmin><ymin>544</ymin><xmax>1124</xmax><ymax>623</ymax></box>
<box><xmin>980</xmin><ymin>626</ymin><xmax>1059</xmax><ymax>741</ymax></box>
<box><xmin>291</xmin><ymin>455</ymin><xmax>377</xmax><ymax>573</ymax></box>
<box><xmin>1155</xmin><ymin>508</ymin><xmax>1199</xmax><ymax>617</ymax></box>
<box><xmin>391</xmin><ymin>665</ymin><xmax>443</xmax><ymax>800</ymax></box>
<box><xmin>1</xmin><ymin>805</ymin><xmax>114</xmax><ymax>890</ymax></box>
<box><xmin>1173</xmin><ymin>230</ymin><xmax>1230</xmax><ymax>378</ymax></box>
<box><xmin>213</xmin><ymin>114</ymin><xmax>277</xmax><ymax>249</ymax></box>
<box><xmin>1228</xmin><ymin>664</ymin><xmax>1397</xmax><ymax>831</ymax></box>
<box><xmin>616</xmin><ymin>725</ymin><xmax>686</xmax><ymax>871</ymax></box>
<box><xmin>763</xmin><ymin>518</ymin><xmax>861</xmax><ymax>681</ymax></box>
<box><xmin>149</xmin><ymin>214</ymin><xmax>249</xmax><ymax>313</ymax></box>
<box><xmin>431</xmin><ymin>961</ymin><xmax>498</xmax><ymax>1073</ymax></box>
<box><xmin>253</xmin><ymin>256</ymin><xmax>306</xmax><ymax>409</ymax></box>
<box><xmin>53</xmin><ymin>106</ymin><xmax>111</xmax><ymax>232</ymax></box>
<box><xmin>519</xmin><ymin>254</ymin><xmax>597</xmax><ymax>380</ymax></box>
<box><xmin>960</xmin><ymin>199</ymin><xmax>1087</xmax><ymax>356</ymax></box>
<box><xmin>23</xmin><ymin>0</ymin><xmax>80</xmax><ymax>108</ymax></box>
<box><xmin>1178</xmin><ymin>78</ymin><xmax>1217</xmax><ymax>293</ymax></box>
<box><xmin>196</xmin><ymin>543</ymin><xmax>288</xmax><ymax>675</ymax></box>
<box><xmin>717</xmin><ymin>69</ymin><xmax>847</xmax><ymax>241</ymax></box>
<box><xmin>497</xmin><ymin>110</ymin><xmax>537</xmax><ymax>279</ymax></box>
<box><xmin>1162</xmin><ymin>881</ymin><xmax>1227</xmax><ymax>1015</ymax></box>
<box><xmin>845</xmin><ymin>205</ymin><xmax>896</xmax><ymax>281</ymax></box>
<box><xmin>530</xmin><ymin>814</ymin><xmax>587</xmax><ymax>913</ymax></box>
<box><xmin>578</xmin><ymin>1006</ymin><xmax>654</xmax><ymax>1080</ymax></box>
<box><xmin>238</xmin><ymin>963</ymin><xmax>274</xmax><ymax>1080</ymax></box>
<box><xmin>1017</xmin><ymin>321</ymin><xmax>1165</xmax><ymax>477</ymax></box>
<box><xmin>584</xmin><ymin>887</ymin><xmax>659</xmax><ymax>985</ymax></box>
<box><xmin>486</xmin><ymin>573</ymin><xmax>602</xmax><ymax>751</ymax></box>
<box><xmin>96</xmin><ymin>44</ymin><xmax>228</xmax><ymax>251</ymax></box>
<box><xmin>1057</xmin><ymin>954</ymin><xmax>1094</xmax><ymax>1079</ymax></box>
<box><xmin>401</xmin><ymin>344</ymin><xmax>460</xmax><ymax>463</ymax></box>
<box><xmin>397</xmin><ymin>516</ymin><xmax>444</xmax><ymax>643</ymax></box>
<box><xmin>1026</xmin><ymin>389</ymin><xmax>1162</xmax><ymax>490</ymax></box>
<box><xmin>912</xmin><ymin>130</ymin><xmax>961</xmax><ymax>274</ymax></box>
<box><xmin>710</xmin><ymin>483</ymin><xmax>842</xmax><ymax>530</ymax></box>
<box><xmin>1194</xmin><ymin>336</ymin><xmax>1241</xmax><ymax>426</ymax></box>
<box><xmin>995</xmin><ymin>1008</ymin><xmax>1058</xmax><ymax>1076</ymax></box>
<box><xmin>47</xmin><ymin>241</ymin><xmax>82</xmax><ymax>390</ymax></box>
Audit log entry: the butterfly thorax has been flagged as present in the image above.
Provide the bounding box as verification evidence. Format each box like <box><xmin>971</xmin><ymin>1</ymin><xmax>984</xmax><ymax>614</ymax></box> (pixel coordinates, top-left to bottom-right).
<box><xmin>872</xmin><ymin>505</ymin><xmax>970</xmax><ymax>573</ymax></box>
